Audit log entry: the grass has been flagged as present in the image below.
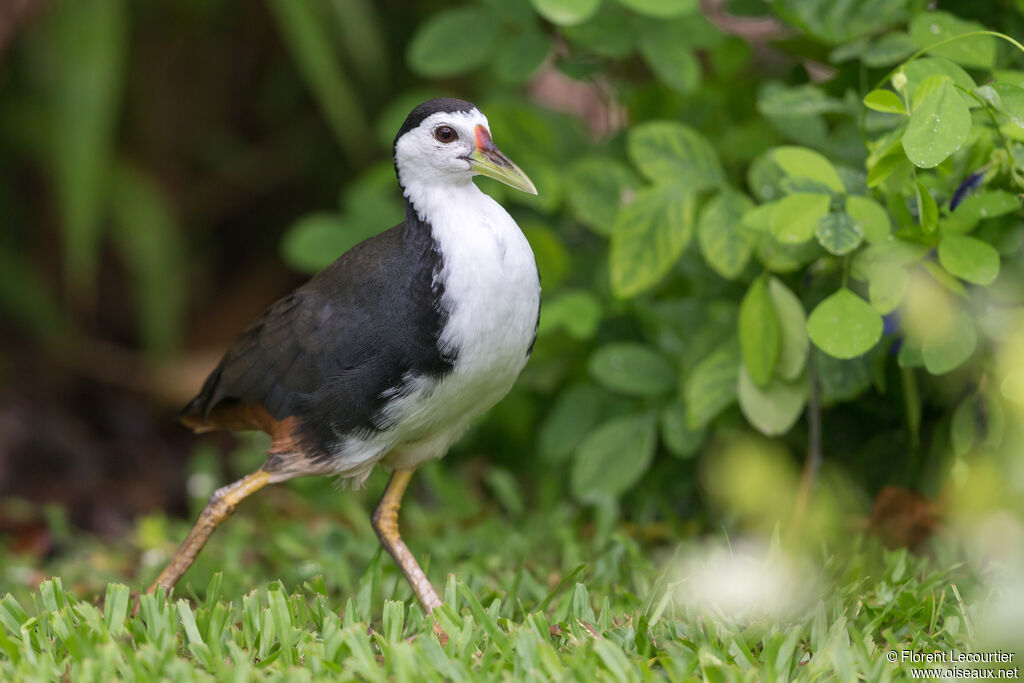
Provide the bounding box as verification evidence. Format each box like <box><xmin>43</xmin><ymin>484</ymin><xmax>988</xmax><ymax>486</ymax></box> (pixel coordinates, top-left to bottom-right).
<box><xmin>0</xmin><ymin>446</ymin><xmax>1009</xmax><ymax>681</ymax></box>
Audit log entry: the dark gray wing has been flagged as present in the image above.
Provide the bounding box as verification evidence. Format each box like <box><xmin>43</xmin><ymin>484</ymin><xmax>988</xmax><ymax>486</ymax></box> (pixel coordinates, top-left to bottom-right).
<box><xmin>181</xmin><ymin>218</ymin><xmax>454</xmax><ymax>452</ymax></box>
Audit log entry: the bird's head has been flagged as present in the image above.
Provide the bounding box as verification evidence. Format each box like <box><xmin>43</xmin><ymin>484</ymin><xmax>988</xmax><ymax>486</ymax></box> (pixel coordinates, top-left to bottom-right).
<box><xmin>393</xmin><ymin>98</ymin><xmax>537</xmax><ymax>197</ymax></box>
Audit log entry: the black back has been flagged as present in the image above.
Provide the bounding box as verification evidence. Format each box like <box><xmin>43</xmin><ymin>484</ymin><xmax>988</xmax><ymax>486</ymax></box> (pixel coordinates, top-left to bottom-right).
<box><xmin>182</xmin><ymin>204</ymin><xmax>455</xmax><ymax>458</ymax></box>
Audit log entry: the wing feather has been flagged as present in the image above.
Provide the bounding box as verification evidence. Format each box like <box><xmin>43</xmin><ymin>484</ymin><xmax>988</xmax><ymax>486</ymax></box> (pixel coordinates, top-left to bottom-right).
<box><xmin>179</xmin><ymin>220</ymin><xmax>453</xmax><ymax>452</ymax></box>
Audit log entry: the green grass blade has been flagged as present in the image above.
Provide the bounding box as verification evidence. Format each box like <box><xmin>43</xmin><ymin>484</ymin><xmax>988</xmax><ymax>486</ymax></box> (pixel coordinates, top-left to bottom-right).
<box><xmin>264</xmin><ymin>0</ymin><xmax>371</xmax><ymax>162</ymax></box>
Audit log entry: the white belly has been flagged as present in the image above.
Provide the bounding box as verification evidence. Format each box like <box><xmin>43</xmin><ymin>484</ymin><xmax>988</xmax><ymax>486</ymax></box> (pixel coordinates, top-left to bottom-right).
<box><xmin>385</xmin><ymin>188</ymin><xmax>539</xmax><ymax>464</ymax></box>
<box><xmin>344</xmin><ymin>183</ymin><xmax>540</xmax><ymax>475</ymax></box>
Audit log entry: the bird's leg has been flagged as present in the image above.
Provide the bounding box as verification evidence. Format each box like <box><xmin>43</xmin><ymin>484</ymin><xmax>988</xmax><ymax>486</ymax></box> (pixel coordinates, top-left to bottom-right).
<box><xmin>371</xmin><ymin>469</ymin><xmax>443</xmax><ymax>613</ymax></box>
<box><xmin>147</xmin><ymin>469</ymin><xmax>271</xmax><ymax>594</ymax></box>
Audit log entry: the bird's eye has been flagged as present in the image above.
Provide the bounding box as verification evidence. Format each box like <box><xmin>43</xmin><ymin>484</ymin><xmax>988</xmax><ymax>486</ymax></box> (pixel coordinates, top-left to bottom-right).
<box><xmin>434</xmin><ymin>126</ymin><xmax>458</xmax><ymax>143</ymax></box>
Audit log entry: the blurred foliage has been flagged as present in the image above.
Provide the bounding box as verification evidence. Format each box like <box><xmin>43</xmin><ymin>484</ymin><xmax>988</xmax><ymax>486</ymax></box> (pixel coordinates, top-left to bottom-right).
<box><xmin>279</xmin><ymin>0</ymin><xmax>1024</xmax><ymax>515</ymax></box>
<box><xmin>3</xmin><ymin>0</ymin><xmax>1024</xmax><ymax>518</ymax></box>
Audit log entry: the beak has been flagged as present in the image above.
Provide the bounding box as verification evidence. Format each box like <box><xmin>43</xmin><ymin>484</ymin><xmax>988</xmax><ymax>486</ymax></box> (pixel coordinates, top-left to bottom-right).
<box><xmin>468</xmin><ymin>125</ymin><xmax>538</xmax><ymax>195</ymax></box>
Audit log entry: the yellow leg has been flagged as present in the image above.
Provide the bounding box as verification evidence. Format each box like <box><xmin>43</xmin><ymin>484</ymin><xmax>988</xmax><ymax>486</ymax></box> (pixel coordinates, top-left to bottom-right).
<box><xmin>371</xmin><ymin>469</ymin><xmax>442</xmax><ymax>613</ymax></box>
<box><xmin>147</xmin><ymin>469</ymin><xmax>271</xmax><ymax>594</ymax></box>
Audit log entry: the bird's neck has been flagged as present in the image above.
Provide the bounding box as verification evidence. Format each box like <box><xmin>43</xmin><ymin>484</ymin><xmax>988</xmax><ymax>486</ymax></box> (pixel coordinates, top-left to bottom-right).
<box><xmin>401</xmin><ymin>178</ymin><xmax>485</xmax><ymax>229</ymax></box>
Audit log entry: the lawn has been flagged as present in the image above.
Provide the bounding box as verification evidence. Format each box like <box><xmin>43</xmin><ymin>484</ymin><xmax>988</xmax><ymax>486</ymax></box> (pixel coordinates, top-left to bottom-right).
<box><xmin>0</xmin><ymin>448</ymin><xmax>1008</xmax><ymax>681</ymax></box>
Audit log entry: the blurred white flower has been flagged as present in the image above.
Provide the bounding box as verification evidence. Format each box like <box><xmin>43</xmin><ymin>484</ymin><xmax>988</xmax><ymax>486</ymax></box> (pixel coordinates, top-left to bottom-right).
<box><xmin>961</xmin><ymin>510</ymin><xmax>1024</xmax><ymax>571</ymax></box>
<box><xmin>673</xmin><ymin>539</ymin><xmax>820</xmax><ymax>622</ymax></box>
<box><xmin>974</xmin><ymin>569</ymin><xmax>1024</xmax><ymax>655</ymax></box>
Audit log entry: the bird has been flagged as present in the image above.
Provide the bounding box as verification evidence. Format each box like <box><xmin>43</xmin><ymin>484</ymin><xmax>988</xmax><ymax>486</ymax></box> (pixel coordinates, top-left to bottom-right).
<box><xmin>147</xmin><ymin>98</ymin><xmax>541</xmax><ymax>613</ymax></box>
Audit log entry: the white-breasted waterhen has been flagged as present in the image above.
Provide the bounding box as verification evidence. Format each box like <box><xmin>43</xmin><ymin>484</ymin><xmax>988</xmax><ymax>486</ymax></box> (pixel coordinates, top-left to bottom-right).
<box><xmin>148</xmin><ymin>98</ymin><xmax>541</xmax><ymax>612</ymax></box>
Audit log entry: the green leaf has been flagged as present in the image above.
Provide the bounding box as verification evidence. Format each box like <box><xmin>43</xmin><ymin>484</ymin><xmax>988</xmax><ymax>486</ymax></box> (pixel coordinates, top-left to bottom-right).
<box><xmin>866</xmin><ymin>152</ymin><xmax>910</xmax><ymax>188</ymax></box>
<box><xmin>531</xmin><ymin>0</ymin><xmax>601</xmax><ymax>26</ymax></box>
<box><xmin>685</xmin><ymin>343</ymin><xmax>740</xmax><ymax>428</ymax></box>
<box><xmin>762</xmin><ymin>110</ymin><xmax>826</xmax><ymax>151</ymax></box>
<box><xmin>481</xmin><ymin>0</ymin><xmax>537</xmax><ymax>23</ymax></box>
<box><xmin>990</xmin><ymin>83</ymin><xmax>1024</xmax><ymax>128</ymax></box>
<box><xmin>0</xmin><ymin>247</ymin><xmax>71</xmax><ymax>344</ymax></box>
<box><xmin>779</xmin><ymin>176</ymin><xmax>836</xmax><ymax>196</ymax></box>
<box><xmin>537</xmin><ymin>290</ymin><xmax>602</xmax><ymax>339</ymax></box>
<box><xmin>47</xmin><ymin>0</ymin><xmax>127</xmax><ymax>297</ymax></box>
<box><xmin>588</xmin><ymin>343</ymin><xmax>676</xmax><ymax>396</ymax></box>
<box><xmin>659</xmin><ymin>402</ymin><xmax>705</xmax><ymax>458</ymax></box>
<box><xmin>899</xmin><ymin>58</ymin><xmax>976</xmax><ymax>103</ymax></box>
<box><xmin>742</xmin><ymin>203</ymin><xmax>776</xmax><ymax>232</ymax></box>
<box><xmin>938</xmin><ymin>235</ymin><xmax>1000</xmax><ymax>285</ymax></box>
<box><xmin>993</xmin><ymin>70</ymin><xmax>1024</xmax><ymax>88</ymax></box>
<box><xmin>565</xmin><ymin>157</ymin><xmax>639</xmax><ymax>236</ymax></box>
<box><xmin>284</xmin><ymin>163</ymin><xmax>399</xmax><ymax>274</ymax></box>
<box><xmin>640</xmin><ymin>34</ymin><xmax>700</xmax><ymax>94</ymax></box>
<box><xmin>922</xmin><ymin>307</ymin><xmax>976</xmax><ymax>374</ymax></box>
<box><xmin>493</xmin><ymin>27</ymin><xmax>550</xmax><ymax>83</ymax></box>
<box><xmin>523</xmin><ymin>223</ymin><xmax>569</xmax><ymax>289</ymax></box>
<box><xmin>768</xmin><ymin>278</ymin><xmax>809</xmax><ymax>381</ymax></box>
<box><xmin>504</xmin><ymin>156</ymin><xmax>562</xmax><ymax>213</ymax></box>
<box><xmin>949</xmin><ymin>397</ymin><xmax>974</xmax><ymax>456</ymax></box>
<box><xmin>344</xmin><ymin>163</ymin><xmax>406</xmax><ymax>224</ymax></box>
<box><xmin>570</xmin><ymin>413</ymin><xmax>657</xmax><ymax>503</ymax></box>
<box><xmin>861</xmin><ymin>32</ymin><xmax>917</xmax><ymax>67</ymax></box>
<box><xmin>922</xmin><ymin>260</ymin><xmax>968</xmax><ymax>298</ymax></box>
<box><xmin>747</xmin><ymin>151</ymin><xmax>787</xmax><ymax>201</ymax></box>
<box><xmin>737</xmin><ymin>368</ymin><xmax>807</xmax><ymax>436</ymax></box>
<box><xmin>610</xmin><ymin>185</ymin><xmax>697</xmax><ymax>298</ymax></box>
<box><xmin>267</xmin><ymin>0</ymin><xmax>371</xmax><ymax>161</ymax></box>
<box><xmin>617</xmin><ymin>0</ymin><xmax>695</xmax><ymax>18</ymax></box>
<box><xmin>539</xmin><ymin>383</ymin><xmax>606</xmax><ymax>463</ymax></box>
<box><xmin>947</xmin><ymin>190</ymin><xmax>1022</xmax><ymax>233</ymax></box>
<box><xmin>103</xmin><ymin>584</ymin><xmax>130</xmax><ymax>635</ymax></box>
<box><xmin>757</xmin><ymin>84</ymin><xmax>847</xmax><ymax>118</ymax></box>
<box><xmin>898</xmin><ymin>341</ymin><xmax>924</xmax><ymax>368</ymax></box>
<box><xmin>407</xmin><ymin>7</ymin><xmax>501</xmax><ymax>76</ymax></box>
<box><xmin>845</xmin><ymin>196</ymin><xmax>891</xmax><ymax>244</ymax></box>
<box><xmin>914</xmin><ymin>180</ymin><xmax>939</xmax><ymax>233</ymax></box>
<box><xmin>807</xmin><ymin>289</ymin><xmax>883</xmax><ymax>359</ymax></box>
<box><xmin>562</xmin><ymin>3</ymin><xmax>636</xmax><ymax>57</ymax></box>
<box><xmin>282</xmin><ymin>213</ymin><xmax>378</xmax><ymax>274</ymax></box>
<box><xmin>852</xmin><ymin>239</ymin><xmax>929</xmax><ymax>273</ymax></box>
<box><xmin>328</xmin><ymin>0</ymin><xmax>388</xmax><ymax>88</ymax></box>
<box><xmin>815</xmin><ymin>212</ymin><xmax>864</xmax><ymax>256</ymax></box>
<box><xmin>627</xmin><ymin>121</ymin><xmax>724</xmax><ymax>190</ymax></box>
<box><xmin>457</xmin><ymin>583</ymin><xmax>511</xmax><ymax>652</ymax></box>
<box><xmin>738</xmin><ymin>277</ymin><xmax>780</xmax><ymax>386</ymax></box>
<box><xmin>770</xmin><ymin>193</ymin><xmax>831</xmax><ymax>244</ymax></box>
<box><xmin>816</xmin><ymin>352</ymin><xmax>874</xmax><ymax>402</ymax></box>
<box><xmin>775</xmin><ymin>0</ymin><xmax>917</xmax><ymax>45</ymax></box>
<box><xmin>108</xmin><ymin>163</ymin><xmax>188</xmax><ymax>357</ymax></box>
<box><xmin>0</xmin><ymin>594</ymin><xmax>28</xmax><ymax>633</ymax></box>
<box><xmin>863</xmin><ymin>89</ymin><xmax>905</xmax><ymax>115</ymax></box>
<box><xmin>909</xmin><ymin>10</ymin><xmax>995</xmax><ymax>69</ymax></box>
<box><xmin>867</xmin><ymin>266</ymin><xmax>909</xmax><ymax>314</ymax></box>
<box><xmin>773</xmin><ymin>146</ymin><xmax>845</xmax><ymax>193</ymax></box>
<box><xmin>374</xmin><ymin>89</ymin><xmax>443</xmax><ymax>148</ymax></box>
<box><xmin>698</xmin><ymin>189</ymin><xmax>756</xmax><ymax>280</ymax></box>
<box><xmin>902</xmin><ymin>75</ymin><xmax>971</xmax><ymax>169</ymax></box>
<box><xmin>756</xmin><ymin>232</ymin><xmax>822</xmax><ymax>273</ymax></box>
<box><xmin>1001</xmin><ymin>368</ymin><xmax>1024</xmax><ymax>408</ymax></box>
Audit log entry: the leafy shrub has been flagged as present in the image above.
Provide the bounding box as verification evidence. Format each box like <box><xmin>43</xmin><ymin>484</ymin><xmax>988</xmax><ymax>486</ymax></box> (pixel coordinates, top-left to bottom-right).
<box><xmin>3</xmin><ymin>0</ymin><xmax>1021</xmax><ymax>515</ymax></box>
<box><xmin>283</xmin><ymin>0</ymin><xmax>1024</xmax><ymax>508</ymax></box>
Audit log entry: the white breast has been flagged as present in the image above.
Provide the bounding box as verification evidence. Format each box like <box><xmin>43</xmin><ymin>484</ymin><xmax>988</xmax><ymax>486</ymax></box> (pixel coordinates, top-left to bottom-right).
<box><xmin>380</xmin><ymin>181</ymin><xmax>540</xmax><ymax>470</ymax></box>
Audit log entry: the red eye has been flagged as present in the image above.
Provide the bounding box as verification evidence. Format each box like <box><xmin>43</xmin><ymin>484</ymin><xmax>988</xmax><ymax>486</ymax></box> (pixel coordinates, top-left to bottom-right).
<box><xmin>434</xmin><ymin>125</ymin><xmax>458</xmax><ymax>143</ymax></box>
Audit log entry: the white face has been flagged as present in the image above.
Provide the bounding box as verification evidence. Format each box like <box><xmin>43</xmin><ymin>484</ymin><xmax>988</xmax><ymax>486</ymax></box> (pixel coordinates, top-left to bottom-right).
<box><xmin>394</xmin><ymin>109</ymin><xmax>490</xmax><ymax>189</ymax></box>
